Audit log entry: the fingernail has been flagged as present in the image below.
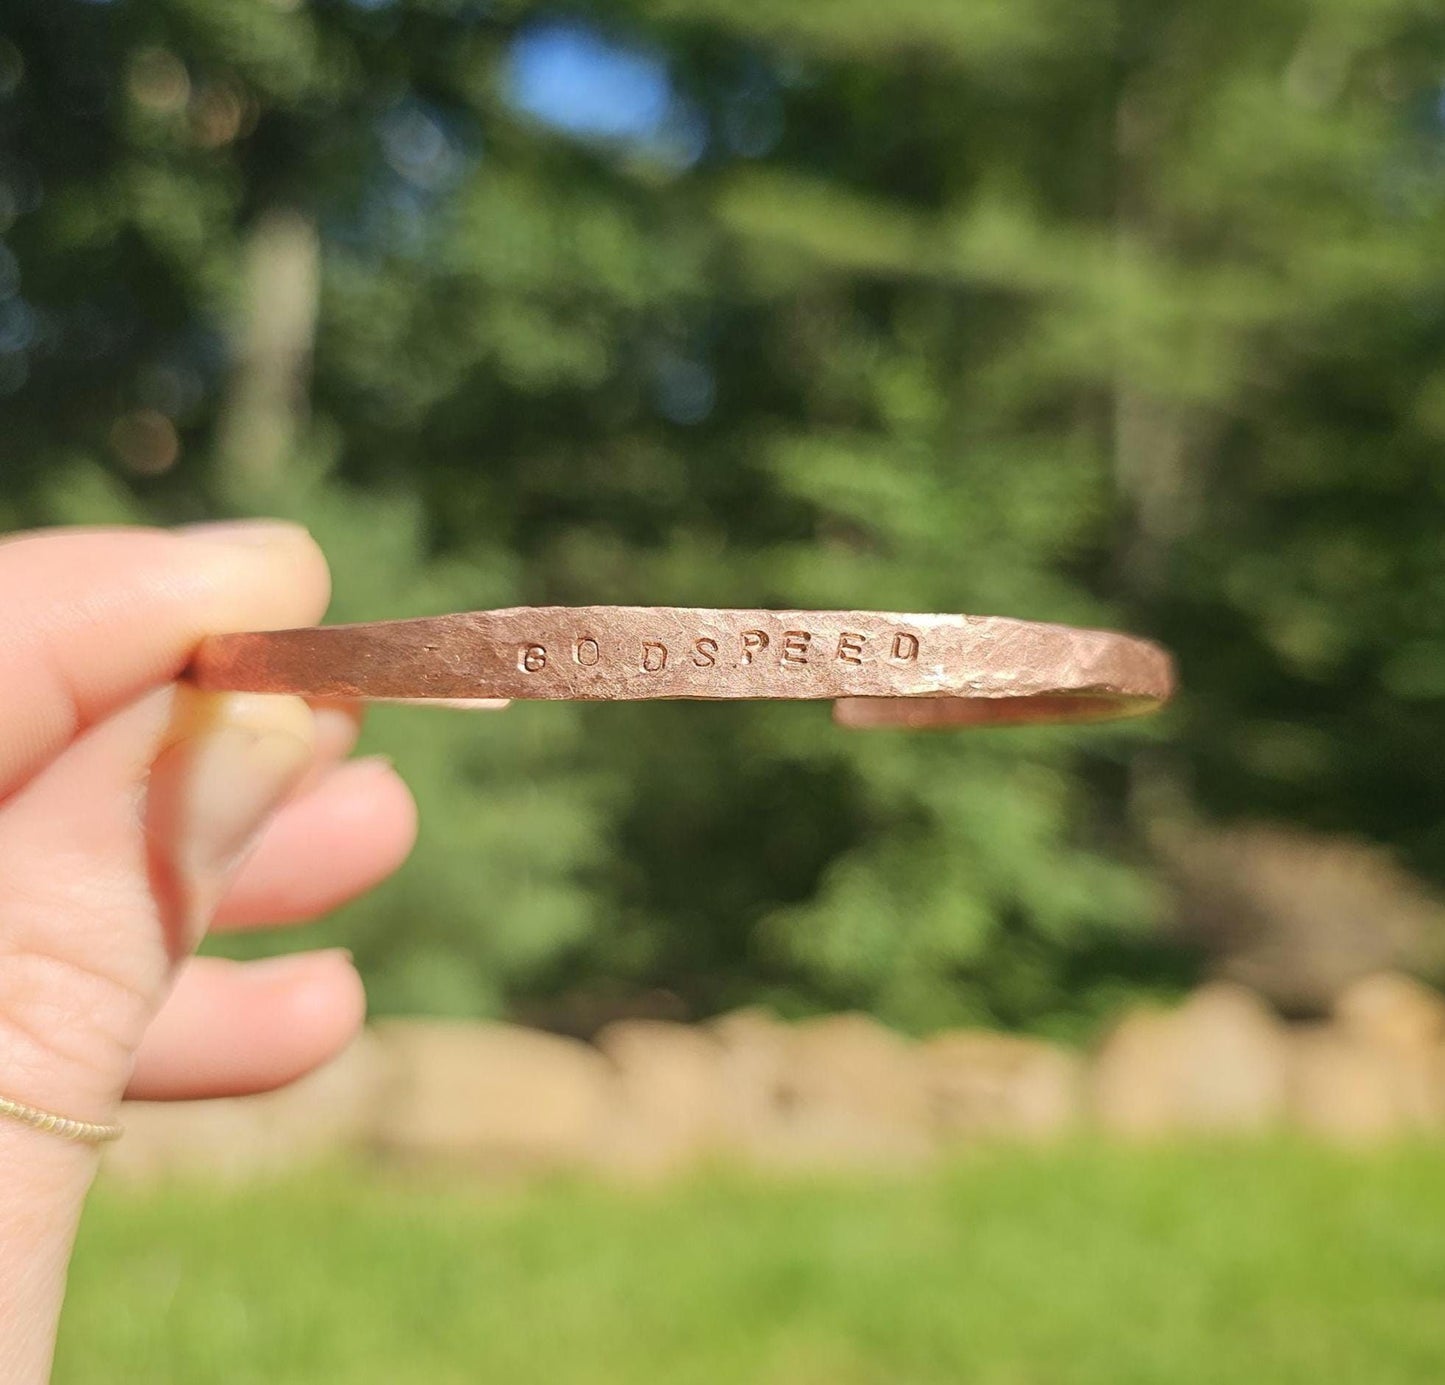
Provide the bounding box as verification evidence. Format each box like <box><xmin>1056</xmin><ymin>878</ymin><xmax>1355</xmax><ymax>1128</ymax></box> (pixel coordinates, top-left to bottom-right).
<box><xmin>179</xmin><ymin>695</ymin><xmax>314</xmax><ymax>875</ymax></box>
<box><xmin>177</xmin><ymin>519</ymin><xmax>312</xmax><ymax>550</ymax></box>
<box><xmin>151</xmin><ymin>691</ymin><xmax>315</xmax><ymax>939</ymax></box>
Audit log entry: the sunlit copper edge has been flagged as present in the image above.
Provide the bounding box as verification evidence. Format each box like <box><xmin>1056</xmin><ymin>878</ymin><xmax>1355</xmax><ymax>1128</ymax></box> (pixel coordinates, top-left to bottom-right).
<box><xmin>831</xmin><ymin>691</ymin><xmax>1167</xmax><ymax>730</ymax></box>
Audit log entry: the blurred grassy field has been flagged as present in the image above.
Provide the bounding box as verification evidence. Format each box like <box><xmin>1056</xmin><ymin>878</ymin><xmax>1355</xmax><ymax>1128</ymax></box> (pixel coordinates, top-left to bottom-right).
<box><xmin>57</xmin><ymin>1145</ymin><xmax>1445</xmax><ymax>1385</ymax></box>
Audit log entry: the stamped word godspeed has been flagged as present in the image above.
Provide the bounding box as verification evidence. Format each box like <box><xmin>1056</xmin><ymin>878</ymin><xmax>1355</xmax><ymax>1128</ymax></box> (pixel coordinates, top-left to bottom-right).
<box><xmin>516</xmin><ymin>627</ymin><xmax>922</xmax><ymax>675</ymax></box>
<box><xmin>190</xmin><ymin>605</ymin><xmax>1175</xmax><ymax>726</ymax></box>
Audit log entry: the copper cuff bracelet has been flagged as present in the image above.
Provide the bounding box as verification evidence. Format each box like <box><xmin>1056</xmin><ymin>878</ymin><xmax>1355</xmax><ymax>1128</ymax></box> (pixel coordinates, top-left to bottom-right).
<box><xmin>190</xmin><ymin>607</ymin><xmax>1175</xmax><ymax>728</ymax></box>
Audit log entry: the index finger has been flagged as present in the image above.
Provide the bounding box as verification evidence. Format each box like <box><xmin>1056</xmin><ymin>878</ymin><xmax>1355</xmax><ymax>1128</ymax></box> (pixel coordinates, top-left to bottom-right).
<box><xmin>0</xmin><ymin>522</ymin><xmax>331</xmax><ymax>801</ymax></box>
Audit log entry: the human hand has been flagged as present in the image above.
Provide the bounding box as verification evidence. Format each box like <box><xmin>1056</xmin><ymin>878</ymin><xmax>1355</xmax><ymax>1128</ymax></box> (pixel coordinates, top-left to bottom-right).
<box><xmin>0</xmin><ymin>522</ymin><xmax>417</xmax><ymax>1381</ymax></box>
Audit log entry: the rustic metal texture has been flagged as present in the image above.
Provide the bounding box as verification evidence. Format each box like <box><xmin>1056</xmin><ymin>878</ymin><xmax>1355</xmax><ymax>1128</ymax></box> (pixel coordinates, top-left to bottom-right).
<box><xmin>190</xmin><ymin>607</ymin><xmax>1175</xmax><ymax>727</ymax></box>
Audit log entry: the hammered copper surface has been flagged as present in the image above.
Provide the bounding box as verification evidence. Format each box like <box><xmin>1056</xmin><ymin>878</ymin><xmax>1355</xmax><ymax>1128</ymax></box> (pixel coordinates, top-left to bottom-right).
<box><xmin>192</xmin><ymin>610</ymin><xmax>1179</xmax><ymax>731</ymax></box>
<box><xmin>190</xmin><ymin>607</ymin><xmax>1175</xmax><ymax>727</ymax></box>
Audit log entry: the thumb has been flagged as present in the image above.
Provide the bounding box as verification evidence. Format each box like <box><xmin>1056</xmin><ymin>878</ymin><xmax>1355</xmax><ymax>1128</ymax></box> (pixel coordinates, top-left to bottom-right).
<box><xmin>0</xmin><ymin>687</ymin><xmax>314</xmax><ymax>1126</ymax></box>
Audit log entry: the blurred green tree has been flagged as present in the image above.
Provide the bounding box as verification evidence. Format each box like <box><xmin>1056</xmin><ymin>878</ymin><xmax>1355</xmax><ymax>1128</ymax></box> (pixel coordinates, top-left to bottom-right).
<box><xmin>3</xmin><ymin>0</ymin><xmax>1442</xmax><ymax>1031</ymax></box>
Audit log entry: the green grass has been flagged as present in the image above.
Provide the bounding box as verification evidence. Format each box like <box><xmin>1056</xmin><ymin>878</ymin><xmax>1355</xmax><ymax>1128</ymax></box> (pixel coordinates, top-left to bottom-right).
<box><xmin>57</xmin><ymin>1145</ymin><xmax>1445</xmax><ymax>1385</ymax></box>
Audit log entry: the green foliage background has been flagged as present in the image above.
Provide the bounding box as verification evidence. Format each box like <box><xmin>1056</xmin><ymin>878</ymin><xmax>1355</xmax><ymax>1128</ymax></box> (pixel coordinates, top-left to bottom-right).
<box><xmin>3</xmin><ymin>0</ymin><xmax>1443</xmax><ymax>1034</ymax></box>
